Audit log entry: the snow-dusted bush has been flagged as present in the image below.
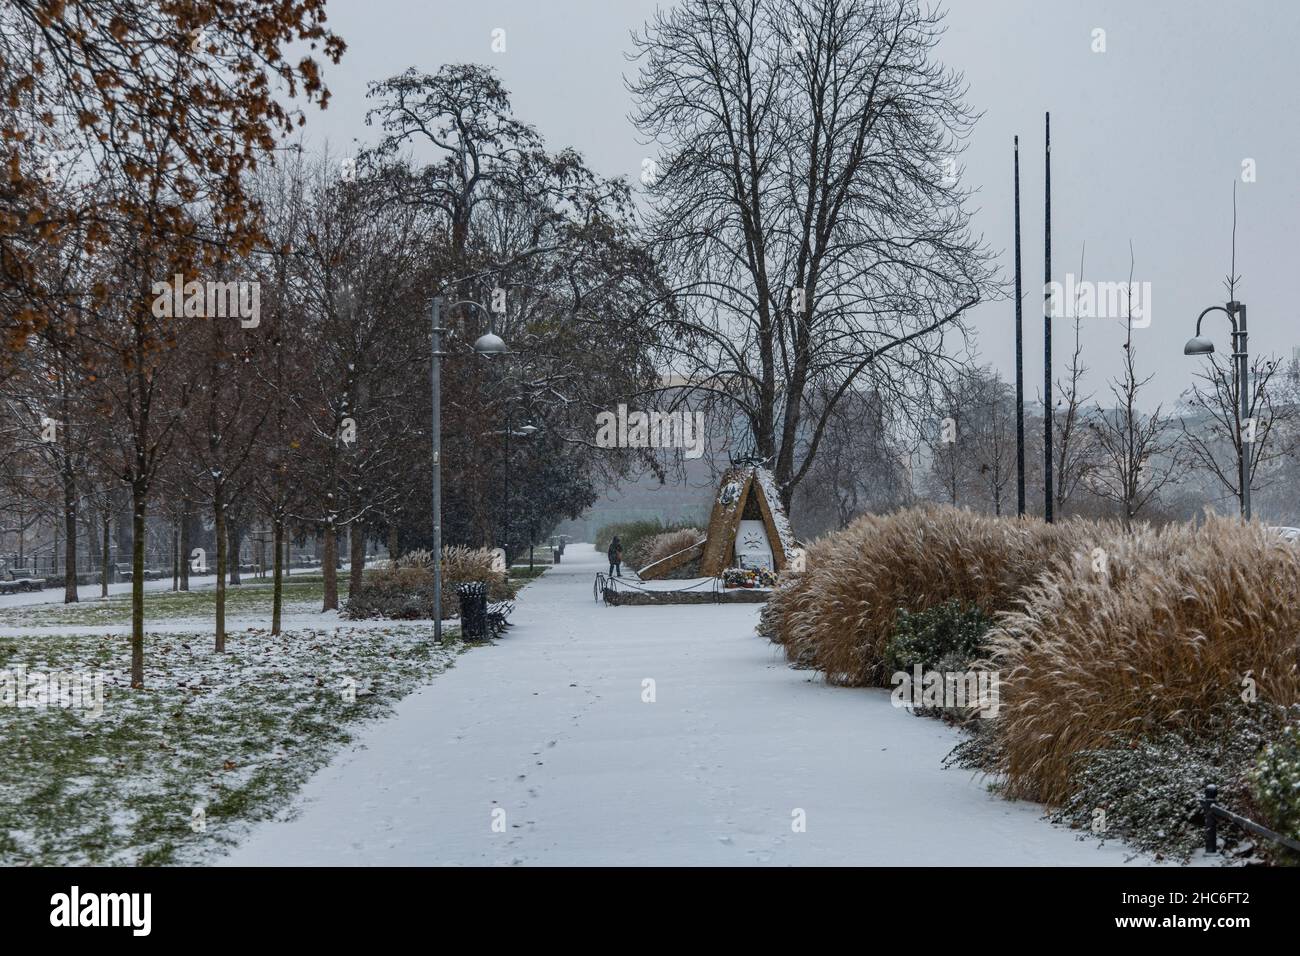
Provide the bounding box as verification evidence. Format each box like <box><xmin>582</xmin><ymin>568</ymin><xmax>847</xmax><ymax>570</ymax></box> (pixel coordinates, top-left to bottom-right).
<box><xmin>1039</xmin><ymin>704</ymin><xmax>1292</xmax><ymax>862</ymax></box>
<box><xmin>885</xmin><ymin>601</ymin><xmax>993</xmax><ymax>675</ymax></box>
<box><xmin>345</xmin><ymin>546</ymin><xmax>510</xmax><ymax>620</ymax></box>
<box><xmin>986</xmin><ymin>514</ymin><xmax>1300</xmax><ymax>805</ymax></box>
<box><xmin>1250</xmin><ymin>717</ymin><xmax>1300</xmax><ymax>859</ymax></box>
<box><xmin>760</xmin><ymin>505</ymin><xmax>1100</xmax><ymax>686</ymax></box>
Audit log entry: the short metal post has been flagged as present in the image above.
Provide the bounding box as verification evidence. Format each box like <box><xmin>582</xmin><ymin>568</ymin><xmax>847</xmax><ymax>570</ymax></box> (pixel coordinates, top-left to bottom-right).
<box><xmin>1203</xmin><ymin>783</ymin><xmax>1218</xmax><ymax>854</ymax></box>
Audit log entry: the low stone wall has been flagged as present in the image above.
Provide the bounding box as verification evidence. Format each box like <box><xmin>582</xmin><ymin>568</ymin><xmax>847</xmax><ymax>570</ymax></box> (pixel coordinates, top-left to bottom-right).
<box><xmin>602</xmin><ymin>587</ymin><xmax>770</xmax><ymax>606</ymax></box>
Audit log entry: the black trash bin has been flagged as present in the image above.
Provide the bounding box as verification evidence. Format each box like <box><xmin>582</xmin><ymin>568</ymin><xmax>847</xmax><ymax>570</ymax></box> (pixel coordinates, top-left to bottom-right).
<box><xmin>457</xmin><ymin>581</ymin><xmax>489</xmax><ymax>639</ymax></box>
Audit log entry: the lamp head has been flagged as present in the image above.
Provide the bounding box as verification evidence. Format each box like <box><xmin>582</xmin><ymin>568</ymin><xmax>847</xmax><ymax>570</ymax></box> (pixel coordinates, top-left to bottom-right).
<box><xmin>472</xmin><ymin>332</ymin><xmax>507</xmax><ymax>356</ymax></box>
<box><xmin>1184</xmin><ymin>335</ymin><xmax>1215</xmax><ymax>356</ymax></box>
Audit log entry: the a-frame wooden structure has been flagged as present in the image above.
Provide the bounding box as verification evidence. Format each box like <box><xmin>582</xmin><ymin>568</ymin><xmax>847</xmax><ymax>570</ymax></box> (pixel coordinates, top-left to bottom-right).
<box><xmin>638</xmin><ymin>465</ymin><xmax>794</xmax><ymax>580</ymax></box>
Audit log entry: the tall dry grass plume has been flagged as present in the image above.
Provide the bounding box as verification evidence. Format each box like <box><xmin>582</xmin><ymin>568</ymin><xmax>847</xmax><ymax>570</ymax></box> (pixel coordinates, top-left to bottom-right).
<box><xmin>986</xmin><ymin>513</ymin><xmax>1300</xmax><ymax>805</ymax></box>
<box><xmin>762</xmin><ymin>506</ymin><xmax>1106</xmax><ymax>686</ymax></box>
<box><xmin>633</xmin><ymin>527</ymin><xmax>703</xmax><ymax>570</ymax></box>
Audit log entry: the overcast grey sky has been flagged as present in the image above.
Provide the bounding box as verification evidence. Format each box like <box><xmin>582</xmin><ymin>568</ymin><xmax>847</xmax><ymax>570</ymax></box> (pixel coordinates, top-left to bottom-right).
<box><xmin>299</xmin><ymin>0</ymin><xmax>1300</xmax><ymax>407</ymax></box>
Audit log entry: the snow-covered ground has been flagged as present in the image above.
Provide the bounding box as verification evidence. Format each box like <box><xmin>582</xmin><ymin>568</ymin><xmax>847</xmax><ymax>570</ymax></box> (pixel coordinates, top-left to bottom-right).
<box><xmin>222</xmin><ymin>543</ymin><xmax>1158</xmax><ymax>866</ymax></box>
<box><xmin>0</xmin><ymin>572</ymin><xmax>224</xmax><ymax>609</ymax></box>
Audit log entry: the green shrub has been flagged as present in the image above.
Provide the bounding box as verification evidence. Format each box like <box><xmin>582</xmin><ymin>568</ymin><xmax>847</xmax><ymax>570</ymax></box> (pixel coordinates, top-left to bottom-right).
<box><xmin>885</xmin><ymin>601</ymin><xmax>994</xmax><ymax>675</ymax></box>
<box><xmin>1250</xmin><ymin>717</ymin><xmax>1300</xmax><ymax>860</ymax></box>
<box><xmin>1038</xmin><ymin>703</ymin><xmax>1290</xmax><ymax>862</ymax></box>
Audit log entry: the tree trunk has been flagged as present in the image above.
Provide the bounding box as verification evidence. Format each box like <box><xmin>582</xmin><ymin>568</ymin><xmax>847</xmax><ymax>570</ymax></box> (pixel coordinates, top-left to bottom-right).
<box><xmin>214</xmin><ymin>489</ymin><xmax>226</xmax><ymax>653</ymax></box>
<box><xmin>130</xmin><ymin>489</ymin><xmax>146</xmax><ymax>688</ymax></box>
<box><xmin>227</xmin><ymin>518</ymin><xmax>242</xmax><ymax>586</ymax></box>
<box><xmin>322</xmin><ymin>523</ymin><xmax>338</xmax><ymax>611</ymax></box>
<box><xmin>272</xmin><ymin>517</ymin><xmax>284</xmax><ymax>636</ymax></box>
<box><xmin>179</xmin><ymin>499</ymin><xmax>191</xmax><ymax>591</ymax></box>
<box><xmin>101</xmin><ymin>512</ymin><xmax>111</xmax><ymax>598</ymax></box>
<box><xmin>348</xmin><ymin>520</ymin><xmax>365</xmax><ymax>602</ymax></box>
<box><xmin>387</xmin><ymin>522</ymin><xmax>399</xmax><ymax>562</ymax></box>
<box><xmin>171</xmin><ymin>518</ymin><xmax>179</xmax><ymax>591</ymax></box>
<box><xmin>62</xmin><ymin>467</ymin><xmax>78</xmax><ymax>603</ymax></box>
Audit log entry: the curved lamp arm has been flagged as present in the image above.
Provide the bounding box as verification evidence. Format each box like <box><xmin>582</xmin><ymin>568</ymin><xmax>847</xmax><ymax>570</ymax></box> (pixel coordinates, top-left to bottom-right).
<box><xmin>433</xmin><ymin>296</ymin><xmax>508</xmax><ymax>356</ymax></box>
<box><xmin>1193</xmin><ymin>304</ymin><xmax>1237</xmax><ymax>338</ymax></box>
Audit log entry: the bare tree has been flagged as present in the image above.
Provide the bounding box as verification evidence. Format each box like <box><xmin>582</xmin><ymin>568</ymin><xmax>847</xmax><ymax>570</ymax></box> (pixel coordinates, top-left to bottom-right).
<box><xmin>1052</xmin><ymin>246</ymin><xmax>1100</xmax><ymax>516</ymax></box>
<box><xmin>922</xmin><ymin>366</ymin><xmax>1019</xmax><ymax>515</ymax></box>
<box><xmin>1179</xmin><ymin>218</ymin><xmax>1299</xmax><ymax>518</ymax></box>
<box><xmin>1087</xmin><ymin>249</ymin><xmax>1180</xmax><ymax>529</ymax></box>
<box><xmin>629</xmin><ymin>0</ymin><xmax>995</xmax><ymax>510</ymax></box>
<box><xmin>1180</xmin><ymin>351</ymin><xmax>1297</xmax><ymax>516</ymax></box>
<box><xmin>794</xmin><ymin>387</ymin><xmax>911</xmax><ymax>534</ymax></box>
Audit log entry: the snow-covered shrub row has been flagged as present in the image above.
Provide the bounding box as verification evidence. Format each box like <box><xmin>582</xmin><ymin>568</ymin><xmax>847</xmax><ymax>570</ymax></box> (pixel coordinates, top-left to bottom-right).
<box><xmin>758</xmin><ymin>505</ymin><xmax>1100</xmax><ymax>686</ymax></box>
<box><xmin>344</xmin><ymin>546</ymin><xmax>511</xmax><ymax>620</ymax></box>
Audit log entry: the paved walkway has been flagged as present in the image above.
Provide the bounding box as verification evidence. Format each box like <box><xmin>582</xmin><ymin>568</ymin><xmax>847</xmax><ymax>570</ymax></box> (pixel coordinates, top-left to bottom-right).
<box><xmin>222</xmin><ymin>544</ymin><xmax>1148</xmax><ymax>865</ymax></box>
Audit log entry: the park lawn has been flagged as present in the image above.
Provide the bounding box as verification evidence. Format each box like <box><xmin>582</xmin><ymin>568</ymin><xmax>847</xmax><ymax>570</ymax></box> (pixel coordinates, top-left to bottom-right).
<box><xmin>508</xmin><ymin>565</ymin><xmax>548</xmax><ymax>582</ymax></box>
<box><xmin>0</xmin><ymin>620</ymin><xmax>463</xmax><ymax>866</ymax></box>
<box><xmin>0</xmin><ymin>574</ymin><xmax>346</xmax><ymax>629</ymax></box>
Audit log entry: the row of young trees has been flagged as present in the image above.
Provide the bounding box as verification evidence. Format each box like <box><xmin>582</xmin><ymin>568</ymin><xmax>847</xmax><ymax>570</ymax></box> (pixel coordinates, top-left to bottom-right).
<box><xmin>2</xmin><ymin>4</ymin><xmax>664</xmax><ymax>687</ymax></box>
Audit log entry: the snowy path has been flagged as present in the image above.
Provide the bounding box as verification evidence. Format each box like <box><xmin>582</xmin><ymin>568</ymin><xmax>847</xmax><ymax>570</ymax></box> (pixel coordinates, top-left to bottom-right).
<box><xmin>222</xmin><ymin>544</ymin><xmax>1149</xmax><ymax>866</ymax></box>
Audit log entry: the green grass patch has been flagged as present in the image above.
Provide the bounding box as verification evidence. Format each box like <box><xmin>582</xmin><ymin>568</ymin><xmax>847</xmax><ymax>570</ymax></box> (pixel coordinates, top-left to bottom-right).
<box><xmin>0</xmin><ymin>621</ymin><xmax>463</xmax><ymax>865</ymax></box>
<box><xmin>508</xmin><ymin>565</ymin><xmax>548</xmax><ymax>581</ymax></box>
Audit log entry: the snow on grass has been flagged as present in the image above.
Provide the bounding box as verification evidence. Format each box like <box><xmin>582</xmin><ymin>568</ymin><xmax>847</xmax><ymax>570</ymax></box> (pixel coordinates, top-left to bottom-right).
<box><xmin>0</xmin><ymin>576</ymin><xmax>337</xmax><ymax>631</ymax></box>
<box><xmin>0</xmin><ymin>619</ymin><xmax>462</xmax><ymax>866</ymax></box>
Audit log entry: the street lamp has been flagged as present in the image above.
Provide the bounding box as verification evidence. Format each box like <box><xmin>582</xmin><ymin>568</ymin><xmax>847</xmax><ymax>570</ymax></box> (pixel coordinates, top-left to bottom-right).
<box><xmin>1184</xmin><ymin>300</ymin><xmax>1251</xmax><ymax>520</ymax></box>
<box><xmin>472</xmin><ymin>332</ymin><xmax>507</xmax><ymax>356</ymax></box>
<box><xmin>500</xmin><ymin>422</ymin><xmax>538</xmax><ymax>567</ymax></box>
<box><xmin>431</xmin><ymin>295</ymin><xmax>509</xmax><ymax>644</ymax></box>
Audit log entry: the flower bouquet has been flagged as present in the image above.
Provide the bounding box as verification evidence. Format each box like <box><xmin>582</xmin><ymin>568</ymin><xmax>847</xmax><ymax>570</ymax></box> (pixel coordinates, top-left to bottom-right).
<box><xmin>722</xmin><ymin>566</ymin><xmax>777</xmax><ymax>589</ymax></box>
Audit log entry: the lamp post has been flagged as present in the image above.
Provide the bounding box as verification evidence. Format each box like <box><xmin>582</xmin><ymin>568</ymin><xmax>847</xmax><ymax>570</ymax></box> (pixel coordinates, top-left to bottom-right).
<box><xmin>1184</xmin><ymin>300</ymin><xmax>1251</xmax><ymax>520</ymax></box>
<box><xmin>430</xmin><ymin>295</ymin><xmax>508</xmax><ymax>645</ymax></box>
<box><xmin>500</xmin><ymin>421</ymin><xmax>537</xmax><ymax>567</ymax></box>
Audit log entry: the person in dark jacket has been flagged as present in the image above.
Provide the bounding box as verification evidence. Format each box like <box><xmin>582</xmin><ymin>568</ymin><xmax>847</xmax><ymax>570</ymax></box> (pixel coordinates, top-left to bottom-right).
<box><xmin>607</xmin><ymin>536</ymin><xmax>623</xmax><ymax>577</ymax></box>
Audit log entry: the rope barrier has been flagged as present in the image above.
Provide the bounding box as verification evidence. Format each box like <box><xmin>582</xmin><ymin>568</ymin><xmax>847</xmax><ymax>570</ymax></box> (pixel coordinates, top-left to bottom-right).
<box><xmin>594</xmin><ymin>571</ymin><xmax>725</xmax><ymax>603</ymax></box>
